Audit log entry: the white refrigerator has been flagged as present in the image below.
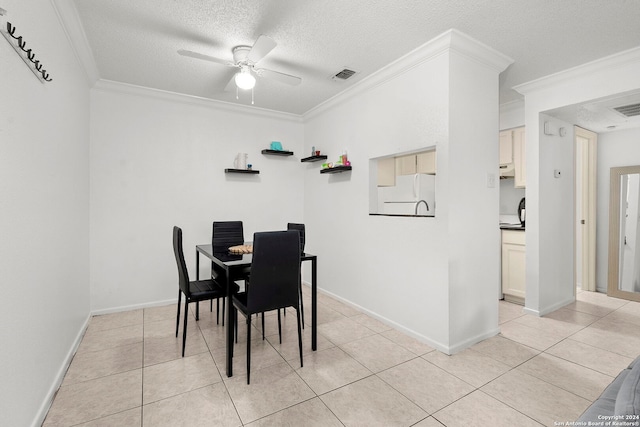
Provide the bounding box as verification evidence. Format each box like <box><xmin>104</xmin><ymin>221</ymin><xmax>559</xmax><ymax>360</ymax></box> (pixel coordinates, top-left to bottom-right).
<box><xmin>379</xmin><ymin>173</ymin><xmax>435</xmax><ymax>216</ymax></box>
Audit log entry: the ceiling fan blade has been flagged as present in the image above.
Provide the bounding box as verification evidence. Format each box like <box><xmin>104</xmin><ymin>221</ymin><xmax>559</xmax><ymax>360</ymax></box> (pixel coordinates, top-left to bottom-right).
<box><xmin>177</xmin><ymin>49</ymin><xmax>234</xmax><ymax>67</ymax></box>
<box><xmin>256</xmin><ymin>68</ymin><xmax>302</xmax><ymax>86</ymax></box>
<box><xmin>247</xmin><ymin>35</ymin><xmax>277</xmax><ymax>63</ymax></box>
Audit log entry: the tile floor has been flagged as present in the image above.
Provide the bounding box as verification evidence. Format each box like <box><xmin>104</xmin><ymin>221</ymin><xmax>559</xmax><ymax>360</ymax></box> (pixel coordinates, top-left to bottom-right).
<box><xmin>43</xmin><ymin>288</ymin><xmax>640</xmax><ymax>426</ymax></box>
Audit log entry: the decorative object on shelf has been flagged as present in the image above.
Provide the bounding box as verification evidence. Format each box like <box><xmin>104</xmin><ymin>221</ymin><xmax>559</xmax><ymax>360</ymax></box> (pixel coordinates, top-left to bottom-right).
<box><xmin>247</xmin><ymin>164</ymin><xmax>253</xmax><ymax>170</ymax></box>
<box><xmin>1</xmin><ymin>16</ymin><xmax>52</xmax><ymax>83</ymax></box>
<box><xmin>301</xmin><ymin>154</ymin><xmax>327</xmax><ymax>163</ymax></box>
<box><xmin>225</xmin><ymin>168</ymin><xmax>260</xmax><ymax>174</ymax></box>
<box><xmin>270</xmin><ymin>141</ymin><xmax>283</xmax><ymax>151</ymax></box>
<box><xmin>234</xmin><ymin>153</ymin><xmax>248</xmax><ymax>169</ymax></box>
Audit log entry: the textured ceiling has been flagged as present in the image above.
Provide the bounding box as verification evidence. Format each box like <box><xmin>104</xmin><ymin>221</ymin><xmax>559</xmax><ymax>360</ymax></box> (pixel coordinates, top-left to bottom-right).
<box><xmin>70</xmin><ymin>0</ymin><xmax>640</xmax><ymax>115</ymax></box>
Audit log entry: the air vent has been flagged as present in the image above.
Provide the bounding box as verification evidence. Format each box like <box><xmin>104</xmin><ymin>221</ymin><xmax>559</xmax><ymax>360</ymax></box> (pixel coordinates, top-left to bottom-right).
<box><xmin>613</xmin><ymin>103</ymin><xmax>640</xmax><ymax>117</ymax></box>
<box><xmin>332</xmin><ymin>68</ymin><xmax>357</xmax><ymax>81</ymax></box>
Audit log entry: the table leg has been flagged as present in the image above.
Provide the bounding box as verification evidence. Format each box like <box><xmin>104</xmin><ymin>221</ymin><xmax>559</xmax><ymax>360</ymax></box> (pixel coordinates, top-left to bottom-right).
<box><xmin>312</xmin><ymin>258</ymin><xmax>317</xmax><ymax>351</ymax></box>
<box><xmin>195</xmin><ymin>249</ymin><xmax>200</xmax><ymax>320</ymax></box>
<box><xmin>225</xmin><ymin>269</ymin><xmax>234</xmax><ymax>377</ymax></box>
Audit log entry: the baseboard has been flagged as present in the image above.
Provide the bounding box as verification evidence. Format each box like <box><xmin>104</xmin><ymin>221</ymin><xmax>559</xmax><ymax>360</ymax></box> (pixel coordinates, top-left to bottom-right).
<box><xmin>32</xmin><ymin>313</ymin><xmax>91</xmax><ymax>427</ymax></box>
<box><xmin>91</xmin><ymin>298</ymin><xmax>177</xmax><ymax>316</ymax></box>
<box><xmin>447</xmin><ymin>328</ymin><xmax>501</xmax><ymax>355</ymax></box>
<box><xmin>314</xmin><ymin>286</ymin><xmax>452</xmax><ymax>354</ymax></box>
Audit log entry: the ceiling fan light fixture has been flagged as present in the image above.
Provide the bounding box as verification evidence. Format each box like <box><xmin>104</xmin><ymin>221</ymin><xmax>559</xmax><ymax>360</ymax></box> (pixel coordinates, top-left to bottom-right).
<box><xmin>235</xmin><ymin>66</ymin><xmax>256</xmax><ymax>90</ymax></box>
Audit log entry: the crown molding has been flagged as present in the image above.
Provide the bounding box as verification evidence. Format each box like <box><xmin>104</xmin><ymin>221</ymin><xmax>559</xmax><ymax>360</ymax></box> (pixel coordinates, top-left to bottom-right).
<box><xmin>303</xmin><ymin>29</ymin><xmax>512</xmax><ymax>120</ymax></box>
<box><xmin>50</xmin><ymin>0</ymin><xmax>99</xmax><ymax>86</ymax></box>
<box><xmin>93</xmin><ymin>79</ymin><xmax>303</xmax><ymax>123</ymax></box>
<box><xmin>499</xmin><ymin>98</ymin><xmax>524</xmax><ymax>113</ymax></box>
<box><xmin>514</xmin><ymin>45</ymin><xmax>640</xmax><ymax>96</ymax></box>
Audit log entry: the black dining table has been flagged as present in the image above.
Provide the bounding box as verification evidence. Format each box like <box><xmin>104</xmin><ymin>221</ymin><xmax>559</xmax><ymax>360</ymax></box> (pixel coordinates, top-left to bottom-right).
<box><xmin>195</xmin><ymin>243</ymin><xmax>318</xmax><ymax>377</ymax></box>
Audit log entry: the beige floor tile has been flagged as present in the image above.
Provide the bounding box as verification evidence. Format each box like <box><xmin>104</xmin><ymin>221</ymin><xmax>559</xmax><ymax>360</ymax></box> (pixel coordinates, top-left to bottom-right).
<box><xmin>246</xmin><ymin>397</ymin><xmax>343</xmax><ymax>427</ymax></box>
<box><xmin>380</xmin><ymin>329</ymin><xmax>435</xmax><ymax>356</ymax></box>
<box><xmin>63</xmin><ymin>342</ymin><xmax>142</xmax><ymax>386</ymax></box>
<box><xmin>499</xmin><ymin>320</ymin><xmax>566</xmax><ymax>351</ymax></box>
<box><xmin>422</xmin><ymin>348</ymin><xmax>511</xmax><ymax>388</ymax></box>
<box><xmin>87</xmin><ymin>309</ymin><xmax>143</xmax><ymax>333</ymax></box>
<box><xmin>225</xmin><ymin>362</ymin><xmax>315</xmax><ymax>424</ymax></box>
<box><xmin>266</xmin><ymin>327</ymin><xmax>334</xmax><ymax>362</ymax></box>
<box><xmin>78</xmin><ymin>324</ymin><xmax>143</xmax><ymax>353</ymax></box>
<box><xmin>318</xmin><ymin>317</ymin><xmax>376</xmax><ymax>345</ymax></box>
<box><xmin>351</xmin><ymin>314</ymin><xmax>393</xmax><ymax>333</ymax></box>
<box><xmin>316</xmin><ymin>304</ymin><xmax>348</xmax><ymax>325</ymax></box>
<box><xmin>211</xmin><ymin>338</ymin><xmax>287</xmax><ymax>379</ymax></box>
<box><xmin>43</xmin><ymin>370</ymin><xmax>142</xmax><ymax>426</ymax></box>
<box><xmin>563</xmin><ymin>291</ymin><xmax>627</xmax><ymax>317</ymax></box>
<box><xmin>516</xmin><ymin>353</ymin><xmax>614</xmax><ymax>401</ymax></box>
<box><xmin>340</xmin><ymin>334</ymin><xmax>416</xmax><ymax>373</ymax></box>
<box><xmin>481</xmin><ymin>369</ymin><xmax>590</xmax><ymax>426</ymax></box>
<box><xmin>142</xmin><ymin>383</ymin><xmax>241</xmax><ymax>427</ymax></box>
<box><xmin>546</xmin><ymin>338</ymin><xmax>634</xmax><ymax>377</ymax></box>
<box><xmin>471</xmin><ymin>335</ymin><xmax>539</xmax><ymax>367</ymax></box>
<box><xmin>543</xmin><ymin>307</ymin><xmax>600</xmax><ymax>327</ymax></box>
<box><xmin>512</xmin><ymin>313</ymin><xmax>586</xmax><ymax>337</ymax></box>
<box><xmin>321</xmin><ymin>375</ymin><xmax>427</xmax><ymax>427</ymax></box>
<box><xmin>317</xmin><ymin>294</ymin><xmax>361</xmax><ymax>317</ymax></box>
<box><xmin>412</xmin><ymin>417</ymin><xmax>445</xmax><ymax>427</ymax></box>
<box><xmin>377</xmin><ymin>358</ymin><xmax>475</xmax><ymax>414</ymax></box>
<box><xmin>77</xmin><ymin>408</ymin><xmax>141</xmax><ymax>427</ymax></box>
<box><xmin>604</xmin><ymin>306</ymin><xmax>640</xmax><ymax>327</ymax></box>
<box><xmin>499</xmin><ymin>300</ymin><xmax>525</xmax><ymax>324</ymax></box>
<box><xmin>143</xmin><ymin>329</ymin><xmax>209</xmax><ymax>366</ymax></box>
<box><xmin>143</xmin><ymin>316</ymin><xmax>200</xmax><ymax>340</ymax></box>
<box><xmin>294</xmin><ymin>346</ymin><xmax>372</xmax><ymax>395</ymax></box>
<box><xmin>434</xmin><ymin>390</ymin><xmax>543</xmax><ymax>427</ymax></box>
<box><xmin>143</xmin><ymin>352</ymin><xmax>222</xmax><ymax>404</ymax></box>
<box><xmin>570</xmin><ymin>317</ymin><xmax>640</xmax><ymax>358</ymax></box>
<box><xmin>144</xmin><ymin>303</ymin><xmax>183</xmax><ymax>323</ymax></box>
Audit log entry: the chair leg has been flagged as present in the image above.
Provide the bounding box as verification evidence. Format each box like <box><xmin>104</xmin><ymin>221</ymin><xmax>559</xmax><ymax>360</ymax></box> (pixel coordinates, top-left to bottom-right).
<box><xmin>261</xmin><ymin>313</ymin><xmax>265</xmax><ymax>340</ymax></box>
<box><xmin>216</xmin><ymin>298</ymin><xmax>220</xmax><ymax>325</ymax></box>
<box><xmin>195</xmin><ymin>301</ymin><xmax>200</xmax><ymax>321</ymax></box>
<box><xmin>277</xmin><ymin>309</ymin><xmax>282</xmax><ymax>344</ymax></box>
<box><xmin>182</xmin><ymin>298</ymin><xmax>189</xmax><ymax>357</ymax></box>
<box><xmin>222</xmin><ymin>297</ymin><xmax>226</xmax><ymax>326</ymax></box>
<box><xmin>246</xmin><ymin>315</ymin><xmax>251</xmax><ymax>384</ymax></box>
<box><xmin>296</xmin><ymin>307</ymin><xmax>303</xmax><ymax>368</ymax></box>
<box><xmin>210</xmin><ymin>299</ymin><xmax>213</xmax><ymax>313</ymax></box>
<box><xmin>234</xmin><ymin>307</ymin><xmax>238</xmax><ymax>344</ymax></box>
<box><xmin>176</xmin><ymin>290</ymin><xmax>182</xmax><ymax>338</ymax></box>
<box><xmin>299</xmin><ymin>281</ymin><xmax>305</xmax><ymax>329</ymax></box>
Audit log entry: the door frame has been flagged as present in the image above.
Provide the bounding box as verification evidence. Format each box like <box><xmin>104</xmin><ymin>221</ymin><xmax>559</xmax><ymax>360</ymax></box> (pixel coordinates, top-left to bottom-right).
<box><xmin>574</xmin><ymin>126</ymin><xmax>597</xmax><ymax>292</ymax></box>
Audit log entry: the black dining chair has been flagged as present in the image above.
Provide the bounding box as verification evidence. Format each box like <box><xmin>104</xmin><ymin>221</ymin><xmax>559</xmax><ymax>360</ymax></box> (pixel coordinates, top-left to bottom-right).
<box><xmin>287</xmin><ymin>223</ymin><xmax>306</xmax><ymax>328</ymax></box>
<box><xmin>173</xmin><ymin>226</ymin><xmax>234</xmax><ymax>357</ymax></box>
<box><xmin>232</xmin><ymin>230</ymin><xmax>303</xmax><ymax>384</ymax></box>
<box><xmin>210</xmin><ymin>221</ymin><xmax>248</xmax><ymax>324</ymax></box>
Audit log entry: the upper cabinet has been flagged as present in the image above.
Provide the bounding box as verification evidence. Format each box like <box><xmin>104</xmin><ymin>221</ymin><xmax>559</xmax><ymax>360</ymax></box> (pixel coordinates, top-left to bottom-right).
<box><xmin>377</xmin><ymin>157</ymin><xmax>396</xmax><ymax>186</ymax></box>
<box><xmin>513</xmin><ymin>127</ymin><xmax>526</xmax><ymax>188</ymax></box>
<box><xmin>499</xmin><ymin>126</ymin><xmax>525</xmax><ymax>188</ymax></box>
<box><xmin>396</xmin><ymin>150</ymin><xmax>436</xmax><ymax>176</ymax></box>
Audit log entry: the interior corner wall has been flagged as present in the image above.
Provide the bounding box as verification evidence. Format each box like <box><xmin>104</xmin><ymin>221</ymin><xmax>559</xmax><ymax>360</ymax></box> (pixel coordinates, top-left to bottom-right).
<box><xmin>89</xmin><ymin>88</ymin><xmax>304</xmax><ymax>313</ymax></box>
<box><xmin>596</xmin><ymin>128</ymin><xmax>640</xmax><ymax>292</ymax></box>
<box><xmin>0</xmin><ymin>1</ymin><xmax>90</xmax><ymax>426</ymax></box>
<box><xmin>519</xmin><ymin>50</ymin><xmax>640</xmax><ymax>315</ymax></box>
<box><xmin>302</xmin><ymin>52</ymin><xmax>452</xmax><ymax>350</ymax></box>
<box><xmin>447</xmin><ymin>51</ymin><xmax>501</xmax><ymax>351</ymax></box>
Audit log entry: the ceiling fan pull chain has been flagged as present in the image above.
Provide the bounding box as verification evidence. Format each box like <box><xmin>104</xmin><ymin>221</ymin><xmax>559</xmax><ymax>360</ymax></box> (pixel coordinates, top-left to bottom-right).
<box><xmin>236</xmin><ymin>86</ymin><xmax>239</xmax><ymax>100</ymax></box>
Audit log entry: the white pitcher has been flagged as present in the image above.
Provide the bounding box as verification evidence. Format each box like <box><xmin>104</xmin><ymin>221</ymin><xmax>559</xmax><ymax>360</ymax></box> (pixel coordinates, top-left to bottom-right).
<box><xmin>234</xmin><ymin>153</ymin><xmax>248</xmax><ymax>169</ymax></box>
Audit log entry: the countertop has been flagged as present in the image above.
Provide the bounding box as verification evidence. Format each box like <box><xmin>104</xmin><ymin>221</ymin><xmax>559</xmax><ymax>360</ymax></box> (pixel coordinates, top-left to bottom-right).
<box><xmin>500</xmin><ymin>223</ymin><xmax>525</xmax><ymax>231</ymax></box>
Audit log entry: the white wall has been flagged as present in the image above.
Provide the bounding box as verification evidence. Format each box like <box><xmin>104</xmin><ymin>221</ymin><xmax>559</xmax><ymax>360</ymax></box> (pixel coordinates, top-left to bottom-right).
<box><xmin>302</xmin><ymin>30</ymin><xmax>508</xmax><ymax>353</ymax></box>
<box><xmin>516</xmin><ymin>46</ymin><xmax>640</xmax><ymax>315</ymax></box>
<box><xmin>0</xmin><ymin>1</ymin><xmax>90</xmax><ymax>426</ymax></box>
<box><xmin>596</xmin><ymin>128</ymin><xmax>640</xmax><ymax>292</ymax></box>
<box><xmin>89</xmin><ymin>85</ymin><xmax>304</xmax><ymax>312</ymax></box>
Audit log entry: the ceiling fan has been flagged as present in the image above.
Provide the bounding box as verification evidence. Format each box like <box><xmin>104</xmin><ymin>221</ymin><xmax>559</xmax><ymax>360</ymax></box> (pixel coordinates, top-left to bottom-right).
<box><xmin>178</xmin><ymin>35</ymin><xmax>302</xmax><ymax>94</ymax></box>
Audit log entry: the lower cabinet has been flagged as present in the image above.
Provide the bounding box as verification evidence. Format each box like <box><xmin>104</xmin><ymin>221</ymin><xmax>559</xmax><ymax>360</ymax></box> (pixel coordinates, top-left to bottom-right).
<box><xmin>501</xmin><ymin>229</ymin><xmax>526</xmax><ymax>304</ymax></box>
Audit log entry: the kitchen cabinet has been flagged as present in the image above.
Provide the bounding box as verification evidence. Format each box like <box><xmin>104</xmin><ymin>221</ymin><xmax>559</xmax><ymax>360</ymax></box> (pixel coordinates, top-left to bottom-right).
<box><xmin>513</xmin><ymin>126</ymin><xmax>526</xmax><ymax>188</ymax></box>
<box><xmin>377</xmin><ymin>157</ymin><xmax>396</xmax><ymax>186</ymax></box>
<box><xmin>501</xmin><ymin>229</ymin><xmax>525</xmax><ymax>304</ymax></box>
<box><xmin>396</xmin><ymin>150</ymin><xmax>436</xmax><ymax>176</ymax></box>
<box><xmin>499</xmin><ymin>130</ymin><xmax>513</xmax><ymax>165</ymax></box>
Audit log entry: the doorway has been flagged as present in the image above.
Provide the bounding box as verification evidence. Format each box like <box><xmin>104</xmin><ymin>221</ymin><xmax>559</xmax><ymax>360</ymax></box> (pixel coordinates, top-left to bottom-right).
<box><xmin>575</xmin><ymin>127</ymin><xmax>597</xmax><ymax>292</ymax></box>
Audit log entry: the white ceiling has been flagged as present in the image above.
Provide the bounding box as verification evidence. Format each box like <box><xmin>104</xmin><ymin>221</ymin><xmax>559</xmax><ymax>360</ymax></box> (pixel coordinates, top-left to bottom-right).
<box><xmin>69</xmin><ymin>0</ymin><xmax>640</xmax><ymax>116</ymax></box>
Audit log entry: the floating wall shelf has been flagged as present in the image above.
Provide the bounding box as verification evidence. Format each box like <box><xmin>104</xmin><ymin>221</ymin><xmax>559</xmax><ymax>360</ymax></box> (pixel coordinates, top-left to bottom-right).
<box><xmin>225</xmin><ymin>168</ymin><xmax>260</xmax><ymax>174</ymax></box>
<box><xmin>301</xmin><ymin>155</ymin><xmax>328</xmax><ymax>163</ymax></box>
<box><xmin>261</xmin><ymin>149</ymin><xmax>293</xmax><ymax>156</ymax></box>
<box><xmin>320</xmin><ymin>166</ymin><xmax>352</xmax><ymax>174</ymax></box>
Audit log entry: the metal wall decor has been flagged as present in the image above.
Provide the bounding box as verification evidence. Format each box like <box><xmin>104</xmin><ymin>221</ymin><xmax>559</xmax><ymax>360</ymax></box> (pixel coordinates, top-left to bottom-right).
<box><xmin>1</xmin><ymin>12</ymin><xmax>52</xmax><ymax>83</ymax></box>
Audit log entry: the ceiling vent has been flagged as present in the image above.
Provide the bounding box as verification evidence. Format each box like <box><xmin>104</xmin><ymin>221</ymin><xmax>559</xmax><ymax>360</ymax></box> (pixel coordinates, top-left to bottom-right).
<box><xmin>331</xmin><ymin>68</ymin><xmax>358</xmax><ymax>81</ymax></box>
<box><xmin>613</xmin><ymin>103</ymin><xmax>640</xmax><ymax>118</ymax></box>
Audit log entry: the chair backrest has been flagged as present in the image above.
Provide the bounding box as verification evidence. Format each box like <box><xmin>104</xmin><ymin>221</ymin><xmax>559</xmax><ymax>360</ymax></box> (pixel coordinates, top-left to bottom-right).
<box><xmin>247</xmin><ymin>230</ymin><xmax>301</xmax><ymax>314</ymax></box>
<box><xmin>212</xmin><ymin>221</ymin><xmax>244</xmax><ymax>251</ymax></box>
<box><xmin>172</xmin><ymin>226</ymin><xmax>191</xmax><ymax>297</ymax></box>
<box><xmin>287</xmin><ymin>223</ymin><xmax>305</xmax><ymax>254</ymax></box>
